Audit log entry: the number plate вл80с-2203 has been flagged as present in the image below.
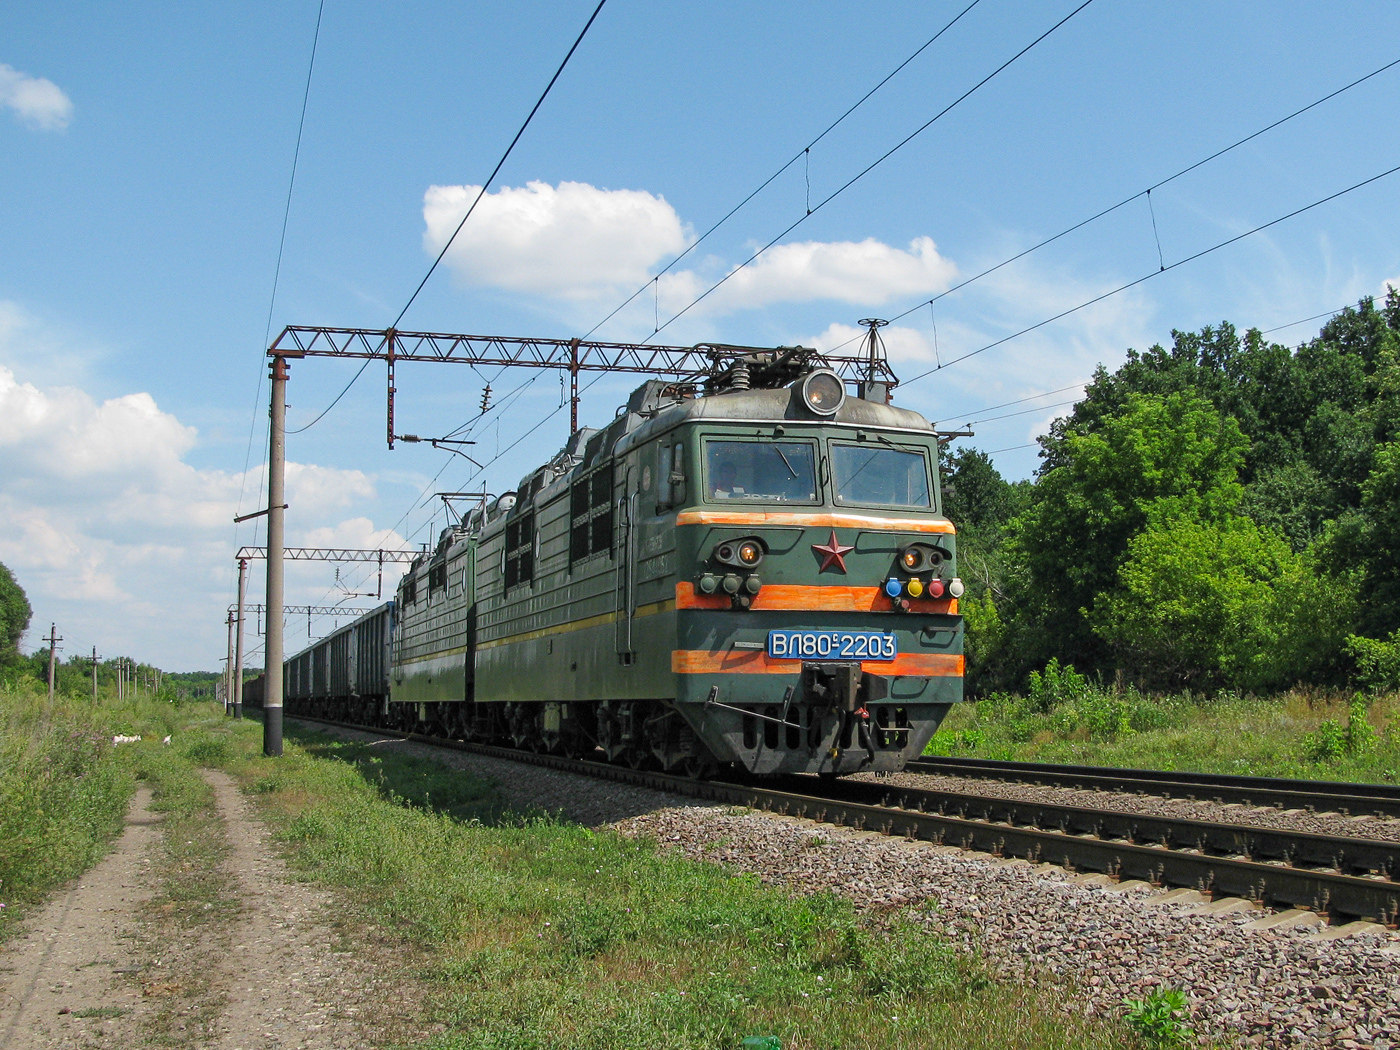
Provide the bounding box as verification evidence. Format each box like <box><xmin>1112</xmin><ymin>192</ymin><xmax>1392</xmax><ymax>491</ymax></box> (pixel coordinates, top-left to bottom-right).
<box><xmin>766</xmin><ymin>630</ymin><xmax>896</xmax><ymax>661</ymax></box>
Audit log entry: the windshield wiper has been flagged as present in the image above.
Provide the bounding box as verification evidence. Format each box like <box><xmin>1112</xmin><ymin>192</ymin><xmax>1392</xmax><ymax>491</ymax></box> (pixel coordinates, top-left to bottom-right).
<box><xmin>774</xmin><ymin>446</ymin><xmax>799</xmax><ymax>479</ymax></box>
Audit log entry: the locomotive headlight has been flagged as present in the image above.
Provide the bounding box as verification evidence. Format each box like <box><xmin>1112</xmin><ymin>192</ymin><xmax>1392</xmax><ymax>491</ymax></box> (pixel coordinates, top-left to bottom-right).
<box><xmin>714</xmin><ymin>537</ymin><xmax>764</xmax><ymax>568</ymax></box>
<box><xmin>800</xmin><ymin>369</ymin><xmax>845</xmax><ymax>416</ymax></box>
<box><xmin>949</xmin><ymin>577</ymin><xmax>965</xmax><ymax>598</ymax></box>
<box><xmin>900</xmin><ymin>548</ymin><xmax>923</xmax><ymax>572</ymax></box>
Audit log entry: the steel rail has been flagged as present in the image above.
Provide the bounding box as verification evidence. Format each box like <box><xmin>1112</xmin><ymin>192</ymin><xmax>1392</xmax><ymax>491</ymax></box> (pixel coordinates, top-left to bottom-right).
<box><xmin>781</xmin><ymin>776</ymin><xmax>1400</xmax><ymax>882</ymax></box>
<box><xmin>283</xmin><ymin>714</ymin><xmax>1400</xmax><ymax>925</ymax></box>
<box><xmin>906</xmin><ymin>756</ymin><xmax>1400</xmax><ymax>819</ymax></box>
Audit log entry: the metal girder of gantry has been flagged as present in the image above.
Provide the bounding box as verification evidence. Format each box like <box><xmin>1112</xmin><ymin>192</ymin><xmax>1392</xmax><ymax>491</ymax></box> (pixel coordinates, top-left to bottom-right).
<box><xmin>267</xmin><ymin>325</ymin><xmax>899</xmax><ymax>445</ymax></box>
<box><xmin>235</xmin><ymin>547</ymin><xmax>418</xmax><ymax>563</ymax></box>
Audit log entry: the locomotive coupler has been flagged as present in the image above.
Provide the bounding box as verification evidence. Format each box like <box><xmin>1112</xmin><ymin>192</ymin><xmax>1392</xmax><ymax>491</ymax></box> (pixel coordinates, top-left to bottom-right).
<box><xmin>801</xmin><ymin>662</ymin><xmax>890</xmax><ymax>712</ymax></box>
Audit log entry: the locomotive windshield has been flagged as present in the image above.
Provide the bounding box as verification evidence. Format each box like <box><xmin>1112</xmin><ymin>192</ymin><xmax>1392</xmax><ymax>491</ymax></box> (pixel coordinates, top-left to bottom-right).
<box><xmin>831</xmin><ymin>444</ymin><xmax>931</xmax><ymax>508</ymax></box>
<box><xmin>705</xmin><ymin>439</ymin><xmax>818</xmax><ymax>502</ymax></box>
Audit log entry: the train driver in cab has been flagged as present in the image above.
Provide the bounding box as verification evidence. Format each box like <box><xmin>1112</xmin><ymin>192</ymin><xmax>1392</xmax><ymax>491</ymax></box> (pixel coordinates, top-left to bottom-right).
<box><xmin>712</xmin><ymin>459</ymin><xmax>744</xmax><ymax>499</ymax></box>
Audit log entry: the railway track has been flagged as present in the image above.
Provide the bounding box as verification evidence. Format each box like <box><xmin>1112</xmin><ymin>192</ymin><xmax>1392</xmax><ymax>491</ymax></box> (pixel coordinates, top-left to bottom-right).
<box><xmin>284</xmin><ymin>714</ymin><xmax>1400</xmax><ymax>926</ymax></box>
<box><xmin>906</xmin><ymin>755</ymin><xmax>1400</xmax><ymax>819</ymax></box>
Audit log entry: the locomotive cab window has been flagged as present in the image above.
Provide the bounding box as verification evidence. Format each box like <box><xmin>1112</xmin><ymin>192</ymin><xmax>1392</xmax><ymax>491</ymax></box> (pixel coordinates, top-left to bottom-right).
<box><xmin>830</xmin><ymin>443</ymin><xmax>932</xmax><ymax>509</ymax></box>
<box><xmin>704</xmin><ymin>439</ymin><xmax>818</xmax><ymax>503</ymax></box>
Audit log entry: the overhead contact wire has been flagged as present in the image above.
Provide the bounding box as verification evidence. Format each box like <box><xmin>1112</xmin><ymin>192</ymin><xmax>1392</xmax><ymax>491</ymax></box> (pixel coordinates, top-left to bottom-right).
<box><xmin>394</xmin><ymin>0</ymin><xmax>607</xmax><ymax>329</ymax></box>
<box><xmin>901</xmin><ymin>160</ymin><xmax>1400</xmax><ymax>385</ymax></box>
<box><xmin>645</xmin><ymin>0</ymin><xmax>1097</xmax><ymax>340</ymax></box>
<box><xmin>232</xmin><ymin>0</ymin><xmax>327</xmax><ymax>549</ymax></box>
<box><xmin>580</xmin><ymin>0</ymin><xmax>983</xmax><ymax>339</ymax></box>
<box><xmin>289</xmin><ymin>0</ymin><xmax>608</xmax><ymax>435</ymax></box>
<box><xmin>823</xmin><ymin>53</ymin><xmax>1400</xmax><ymax>355</ymax></box>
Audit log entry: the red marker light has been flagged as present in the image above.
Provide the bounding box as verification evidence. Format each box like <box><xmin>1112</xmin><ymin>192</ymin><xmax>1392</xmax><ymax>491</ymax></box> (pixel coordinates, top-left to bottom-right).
<box><xmin>927</xmin><ymin>579</ymin><xmax>945</xmax><ymax>598</ymax></box>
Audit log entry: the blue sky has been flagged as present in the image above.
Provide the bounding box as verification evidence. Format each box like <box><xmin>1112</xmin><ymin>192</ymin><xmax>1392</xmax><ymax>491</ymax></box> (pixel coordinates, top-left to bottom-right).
<box><xmin>2</xmin><ymin>0</ymin><xmax>1397</xmax><ymax>669</ymax></box>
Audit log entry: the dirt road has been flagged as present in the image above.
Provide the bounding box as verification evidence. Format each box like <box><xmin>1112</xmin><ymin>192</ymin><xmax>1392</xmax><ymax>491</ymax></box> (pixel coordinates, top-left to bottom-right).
<box><xmin>0</xmin><ymin>771</ymin><xmax>419</xmax><ymax>1050</ymax></box>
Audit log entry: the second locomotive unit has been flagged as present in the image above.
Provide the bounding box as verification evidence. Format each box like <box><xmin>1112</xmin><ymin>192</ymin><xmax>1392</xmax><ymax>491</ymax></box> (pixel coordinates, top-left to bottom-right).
<box><xmin>275</xmin><ymin>347</ymin><xmax>965</xmax><ymax>776</ymax></box>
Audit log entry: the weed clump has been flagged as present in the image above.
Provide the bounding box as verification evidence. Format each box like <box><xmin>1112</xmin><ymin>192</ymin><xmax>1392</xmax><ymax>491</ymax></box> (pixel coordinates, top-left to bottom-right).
<box><xmin>1122</xmin><ymin>987</ymin><xmax>1192</xmax><ymax>1047</ymax></box>
<box><xmin>1303</xmin><ymin>695</ymin><xmax>1375</xmax><ymax>762</ymax></box>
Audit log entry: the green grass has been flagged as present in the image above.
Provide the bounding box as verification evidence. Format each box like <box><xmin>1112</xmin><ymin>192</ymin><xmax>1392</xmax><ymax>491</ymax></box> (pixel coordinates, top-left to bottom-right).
<box><xmin>0</xmin><ymin>682</ymin><xmax>239</xmax><ymax>943</ymax></box>
<box><xmin>0</xmin><ymin>683</ymin><xmax>130</xmax><ymax>939</ymax></box>
<box><xmin>929</xmin><ymin>662</ymin><xmax>1400</xmax><ymax>782</ymax></box>
<box><xmin>0</xmin><ymin>682</ymin><xmax>1136</xmax><ymax>1048</ymax></box>
<box><xmin>220</xmin><ymin>723</ymin><xmax>1132</xmax><ymax>1050</ymax></box>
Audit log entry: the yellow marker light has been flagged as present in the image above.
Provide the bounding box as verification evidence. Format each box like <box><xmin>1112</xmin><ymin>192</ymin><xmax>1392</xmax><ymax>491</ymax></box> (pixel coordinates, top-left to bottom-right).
<box><xmin>906</xmin><ymin>578</ymin><xmax>924</xmax><ymax>598</ymax></box>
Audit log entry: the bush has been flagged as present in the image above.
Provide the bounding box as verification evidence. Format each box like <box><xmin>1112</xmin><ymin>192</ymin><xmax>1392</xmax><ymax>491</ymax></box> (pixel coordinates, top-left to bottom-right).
<box><xmin>961</xmin><ymin>592</ymin><xmax>1007</xmax><ymax>696</ymax></box>
<box><xmin>1346</xmin><ymin>695</ymin><xmax>1376</xmax><ymax>754</ymax></box>
<box><xmin>1347</xmin><ymin>630</ymin><xmax>1400</xmax><ymax>692</ymax></box>
<box><xmin>1302</xmin><ymin>695</ymin><xmax>1375</xmax><ymax>761</ymax></box>
<box><xmin>1303</xmin><ymin>720</ymin><xmax>1346</xmax><ymax>761</ymax></box>
<box><xmin>1026</xmin><ymin>659</ymin><xmax>1092</xmax><ymax>713</ymax></box>
<box><xmin>1080</xmin><ymin>693</ymin><xmax>1131</xmax><ymax>740</ymax></box>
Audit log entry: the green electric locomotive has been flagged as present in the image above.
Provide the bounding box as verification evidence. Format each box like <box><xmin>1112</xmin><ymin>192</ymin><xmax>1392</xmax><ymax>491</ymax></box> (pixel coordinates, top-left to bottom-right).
<box><xmin>380</xmin><ymin>347</ymin><xmax>965</xmax><ymax>776</ymax></box>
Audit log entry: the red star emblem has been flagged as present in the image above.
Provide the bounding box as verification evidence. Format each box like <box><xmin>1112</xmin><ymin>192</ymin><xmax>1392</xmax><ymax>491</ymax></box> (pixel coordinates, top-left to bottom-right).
<box><xmin>811</xmin><ymin>529</ymin><xmax>855</xmax><ymax>573</ymax></box>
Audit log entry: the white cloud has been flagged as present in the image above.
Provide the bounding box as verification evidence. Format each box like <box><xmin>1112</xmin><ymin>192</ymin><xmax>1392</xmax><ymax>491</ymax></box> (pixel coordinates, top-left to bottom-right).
<box><xmin>300</xmin><ymin>517</ymin><xmax>407</xmax><ymax>551</ymax></box>
<box><xmin>662</xmin><ymin>237</ymin><xmax>956</xmax><ymax>315</ymax></box>
<box><xmin>422</xmin><ymin>179</ymin><xmax>957</xmax><ymax>318</ymax></box>
<box><xmin>424</xmin><ymin>180</ymin><xmax>690</xmax><ymax>299</ymax></box>
<box><xmin>0</xmin><ymin>355</ymin><xmax>384</xmax><ymax>667</ymax></box>
<box><xmin>0</xmin><ymin>63</ymin><xmax>72</xmax><ymax>131</ymax></box>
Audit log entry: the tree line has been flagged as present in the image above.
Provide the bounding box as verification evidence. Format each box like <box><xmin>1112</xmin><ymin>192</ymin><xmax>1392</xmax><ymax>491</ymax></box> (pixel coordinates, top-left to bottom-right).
<box><xmin>943</xmin><ymin>290</ymin><xmax>1400</xmax><ymax>697</ymax></box>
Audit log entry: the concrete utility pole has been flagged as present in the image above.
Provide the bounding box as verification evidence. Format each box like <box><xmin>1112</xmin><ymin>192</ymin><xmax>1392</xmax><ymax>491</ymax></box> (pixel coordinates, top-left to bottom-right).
<box><xmin>91</xmin><ymin>646</ymin><xmax>101</xmax><ymax>702</ymax></box>
<box><xmin>233</xmin><ymin>556</ymin><xmax>247</xmax><ymax>719</ymax></box>
<box><xmin>264</xmin><ymin>355</ymin><xmax>289</xmax><ymax>756</ymax></box>
<box><xmin>225</xmin><ymin>610</ymin><xmax>236</xmax><ymax>716</ymax></box>
<box><xmin>44</xmin><ymin>624</ymin><xmax>62</xmax><ymax>706</ymax></box>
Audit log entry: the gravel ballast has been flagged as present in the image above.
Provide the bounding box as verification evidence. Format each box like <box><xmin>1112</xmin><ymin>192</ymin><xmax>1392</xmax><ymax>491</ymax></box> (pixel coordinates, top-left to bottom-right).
<box><xmin>296</xmin><ymin>722</ymin><xmax>1400</xmax><ymax>1049</ymax></box>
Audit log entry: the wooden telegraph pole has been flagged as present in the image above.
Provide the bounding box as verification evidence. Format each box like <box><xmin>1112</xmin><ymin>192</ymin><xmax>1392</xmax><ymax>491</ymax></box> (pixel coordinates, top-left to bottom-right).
<box><xmin>90</xmin><ymin>646</ymin><xmax>101</xmax><ymax>702</ymax></box>
<box><xmin>44</xmin><ymin>624</ymin><xmax>62</xmax><ymax>706</ymax></box>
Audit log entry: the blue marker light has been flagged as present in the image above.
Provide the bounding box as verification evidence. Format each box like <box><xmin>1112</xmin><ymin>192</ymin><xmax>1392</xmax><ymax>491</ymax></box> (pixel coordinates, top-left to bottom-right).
<box><xmin>884</xmin><ymin>578</ymin><xmax>902</xmax><ymax>598</ymax></box>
